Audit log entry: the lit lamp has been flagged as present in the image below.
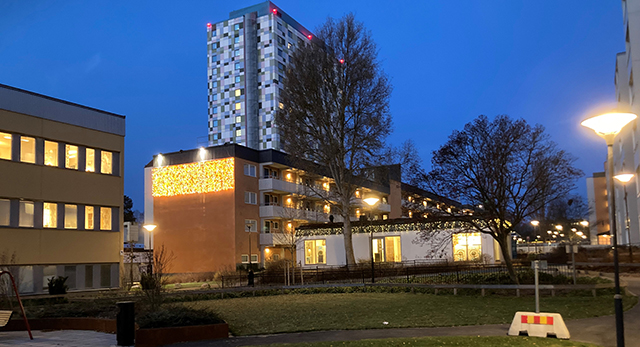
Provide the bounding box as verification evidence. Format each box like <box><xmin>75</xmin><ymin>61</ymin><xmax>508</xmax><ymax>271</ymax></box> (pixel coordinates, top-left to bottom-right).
<box><xmin>531</xmin><ymin>220</ymin><xmax>540</xmax><ymax>255</ymax></box>
<box><xmin>582</xmin><ymin>111</ymin><xmax>637</xmax><ymax>347</ymax></box>
<box><xmin>142</xmin><ymin>224</ymin><xmax>157</xmax><ymax>274</ymax></box>
<box><xmin>143</xmin><ymin>224</ymin><xmax>157</xmax><ymax>232</ymax></box>
<box><xmin>614</xmin><ymin>173</ymin><xmax>635</xmax><ymax>264</ymax></box>
<box><xmin>363</xmin><ymin>196</ymin><xmax>380</xmax><ymax>283</ymax></box>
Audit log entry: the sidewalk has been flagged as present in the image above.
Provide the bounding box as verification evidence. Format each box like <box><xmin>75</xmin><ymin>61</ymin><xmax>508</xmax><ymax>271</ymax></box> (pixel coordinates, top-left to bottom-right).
<box><xmin>2</xmin><ymin>277</ymin><xmax>639</xmax><ymax>347</ymax></box>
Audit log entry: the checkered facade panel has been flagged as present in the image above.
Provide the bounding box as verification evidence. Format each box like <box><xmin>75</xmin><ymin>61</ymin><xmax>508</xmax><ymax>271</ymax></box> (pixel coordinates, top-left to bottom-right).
<box><xmin>207</xmin><ymin>11</ymin><xmax>311</xmax><ymax>150</ymax></box>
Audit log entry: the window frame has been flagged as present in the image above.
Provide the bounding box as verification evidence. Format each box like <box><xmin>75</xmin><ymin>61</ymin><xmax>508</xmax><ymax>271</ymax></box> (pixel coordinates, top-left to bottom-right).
<box><xmin>20</xmin><ymin>136</ymin><xmax>36</xmax><ymax>164</ymax></box>
<box><xmin>0</xmin><ymin>132</ymin><xmax>11</xmax><ymax>161</ymax></box>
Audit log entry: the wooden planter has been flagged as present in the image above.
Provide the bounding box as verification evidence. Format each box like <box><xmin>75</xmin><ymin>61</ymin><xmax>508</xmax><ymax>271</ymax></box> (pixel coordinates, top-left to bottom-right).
<box><xmin>135</xmin><ymin>323</ymin><xmax>229</xmax><ymax>347</ymax></box>
<box><xmin>2</xmin><ymin>317</ymin><xmax>116</xmax><ymax>333</ymax></box>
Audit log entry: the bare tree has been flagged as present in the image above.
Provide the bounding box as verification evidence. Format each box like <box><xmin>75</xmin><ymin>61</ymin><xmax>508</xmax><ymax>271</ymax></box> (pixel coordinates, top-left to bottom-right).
<box><xmin>381</xmin><ymin>140</ymin><xmax>427</xmax><ymax>188</ymax></box>
<box><xmin>276</xmin><ymin>13</ymin><xmax>392</xmax><ymax>266</ymax></box>
<box><xmin>140</xmin><ymin>244</ymin><xmax>175</xmax><ymax>311</ymax></box>
<box><xmin>424</xmin><ymin>115</ymin><xmax>583</xmax><ymax>283</ymax></box>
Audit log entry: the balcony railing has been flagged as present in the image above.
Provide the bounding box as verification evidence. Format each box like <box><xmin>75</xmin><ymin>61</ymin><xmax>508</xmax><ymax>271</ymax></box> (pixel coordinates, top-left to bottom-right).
<box><xmin>259</xmin><ymin>205</ymin><xmax>347</xmax><ymax>223</ymax></box>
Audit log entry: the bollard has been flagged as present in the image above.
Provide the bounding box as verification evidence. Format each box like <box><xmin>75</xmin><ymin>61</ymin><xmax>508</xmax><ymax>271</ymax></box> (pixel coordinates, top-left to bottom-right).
<box><xmin>116</xmin><ymin>301</ymin><xmax>135</xmax><ymax>346</ymax></box>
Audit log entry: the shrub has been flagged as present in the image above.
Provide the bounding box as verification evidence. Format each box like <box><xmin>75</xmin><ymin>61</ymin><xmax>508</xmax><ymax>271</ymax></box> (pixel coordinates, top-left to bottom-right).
<box><xmin>137</xmin><ymin>306</ymin><xmax>224</xmax><ymax>329</ymax></box>
<box><xmin>47</xmin><ymin>276</ymin><xmax>68</xmax><ymax>295</ymax></box>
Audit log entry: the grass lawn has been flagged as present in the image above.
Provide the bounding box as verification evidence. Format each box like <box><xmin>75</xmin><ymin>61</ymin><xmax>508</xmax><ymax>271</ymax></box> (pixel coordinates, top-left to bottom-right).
<box><xmin>265</xmin><ymin>336</ymin><xmax>599</xmax><ymax>347</ymax></box>
<box><xmin>186</xmin><ymin>292</ymin><xmax>637</xmax><ymax>336</ymax></box>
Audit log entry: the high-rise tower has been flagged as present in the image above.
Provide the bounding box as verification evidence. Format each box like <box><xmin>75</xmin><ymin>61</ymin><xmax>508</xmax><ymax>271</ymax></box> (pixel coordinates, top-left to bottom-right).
<box><xmin>207</xmin><ymin>1</ymin><xmax>314</xmax><ymax>150</ymax></box>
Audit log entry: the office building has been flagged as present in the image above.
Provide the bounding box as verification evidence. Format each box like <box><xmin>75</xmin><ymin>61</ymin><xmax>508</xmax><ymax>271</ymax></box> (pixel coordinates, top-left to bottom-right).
<box><xmin>0</xmin><ymin>84</ymin><xmax>125</xmax><ymax>293</ymax></box>
<box><xmin>206</xmin><ymin>1</ymin><xmax>313</xmax><ymax>150</ymax></box>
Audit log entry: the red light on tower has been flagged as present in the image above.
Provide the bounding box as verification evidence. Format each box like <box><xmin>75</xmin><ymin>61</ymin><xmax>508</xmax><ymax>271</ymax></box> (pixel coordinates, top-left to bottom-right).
<box><xmin>207</xmin><ymin>23</ymin><xmax>212</xmax><ymax>28</ymax></box>
<box><xmin>272</xmin><ymin>8</ymin><xmax>277</xmax><ymax>14</ymax></box>
<box><xmin>307</xmin><ymin>34</ymin><xmax>312</xmax><ymax>40</ymax></box>
<box><xmin>339</xmin><ymin>59</ymin><xmax>344</xmax><ymax>64</ymax></box>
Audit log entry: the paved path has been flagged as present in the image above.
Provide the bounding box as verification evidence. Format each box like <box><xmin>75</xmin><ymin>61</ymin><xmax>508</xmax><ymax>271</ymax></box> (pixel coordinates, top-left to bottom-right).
<box><xmin>0</xmin><ymin>329</ymin><xmax>116</xmax><ymax>346</ymax></box>
<box><xmin>3</xmin><ymin>276</ymin><xmax>640</xmax><ymax>347</ymax></box>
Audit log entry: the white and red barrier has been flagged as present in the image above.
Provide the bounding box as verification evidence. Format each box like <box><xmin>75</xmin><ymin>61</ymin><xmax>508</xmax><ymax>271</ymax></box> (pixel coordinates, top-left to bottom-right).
<box><xmin>508</xmin><ymin>312</ymin><xmax>569</xmax><ymax>339</ymax></box>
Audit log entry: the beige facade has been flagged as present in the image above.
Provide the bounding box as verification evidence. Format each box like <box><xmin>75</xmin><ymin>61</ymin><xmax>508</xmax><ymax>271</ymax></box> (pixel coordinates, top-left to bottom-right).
<box><xmin>0</xmin><ymin>84</ymin><xmax>125</xmax><ymax>293</ymax></box>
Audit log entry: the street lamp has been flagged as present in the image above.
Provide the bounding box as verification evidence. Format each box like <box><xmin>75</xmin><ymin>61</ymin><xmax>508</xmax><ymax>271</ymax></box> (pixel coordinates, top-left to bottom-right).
<box><xmin>143</xmin><ymin>224</ymin><xmax>157</xmax><ymax>232</ymax></box>
<box><xmin>531</xmin><ymin>220</ymin><xmax>540</xmax><ymax>254</ymax></box>
<box><xmin>363</xmin><ymin>196</ymin><xmax>380</xmax><ymax>283</ymax></box>
<box><xmin>582</xmin><ymin>111</ymin><xmax>637</xmax><ymax>347</ymax></box>
<box><xmin>615</xmin><ymin>173</ymin><xmax>635</xmax><ymax>263</ymax></box>
<box><xmin>142</xmin><ymin>224</ymin><xmax>157</xmax><ymax>274</ymax></box>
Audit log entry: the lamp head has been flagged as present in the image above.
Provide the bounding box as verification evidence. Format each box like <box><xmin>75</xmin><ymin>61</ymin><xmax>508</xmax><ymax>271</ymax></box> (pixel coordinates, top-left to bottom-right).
<box><xmin>614</xmin><ymin>173</ymin><xmax>635</xmax><ymax>183</ymax></box>
<box><xmin>581</xmin><ymin>112</ymin><xmax>637</xmax><ymax>144</ymax></box>
<box><xmin>143</xmin><ymin>224</ymin><xmax>157</xmax><ymax>232</ymax></box>
<box><xmin>363</xmin><ymin>197</ymin><xmax>380</xmax><ymax>206</ymax></box>
<box><xmin>530</xmin><ymin>220</ymin><xmax>539</xmax><ymax>226</ymax></box>
<box><xmin>580</xmin><ymin>220</ymin><xmax>589</xmax><ymax>227</ymax></box>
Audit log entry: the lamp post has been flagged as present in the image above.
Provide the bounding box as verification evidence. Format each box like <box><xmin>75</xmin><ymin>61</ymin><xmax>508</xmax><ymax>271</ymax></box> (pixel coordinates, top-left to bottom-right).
<box><xmin>363</xmin><ymin>197</ymin><xmax>380</xmax><ymax>283</ymax></box>
<box><xmin>582</xmin><ymin>111</ymin><xmax>637</xmax><ymax>347</ymax></box>
<box><xmin>142</xmin><ymin>224</ymin><xmax>157</xmax><ymax>274</ymax></box>
<box><xmin>615</xmin><ymin>173</ymin><xmax>635</xmax><ymax>263</ymax></box>
<box><xmin>531</xmin><ymin>220</ymin><xmax>540</xmax><ymax>255</ymax></box>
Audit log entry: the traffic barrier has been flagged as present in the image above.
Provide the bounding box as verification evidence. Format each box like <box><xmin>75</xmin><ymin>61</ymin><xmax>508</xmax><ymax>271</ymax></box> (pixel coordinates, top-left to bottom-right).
<box><xmin>508</xmin><ymin>312</ymin><xmax>569</xmax><ymax>339</ymax></box>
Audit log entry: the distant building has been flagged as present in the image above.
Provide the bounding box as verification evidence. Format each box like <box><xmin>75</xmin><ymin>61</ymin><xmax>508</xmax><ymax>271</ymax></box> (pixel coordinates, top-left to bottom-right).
<box><xmin>123</xmin><ymin>221</ymin><xmax>152</xmax><ymax>249</ymax></box>
<box><xmin>206</xmin><ymin>1</ymin><xmax>314</xmax><ymax>150</ymax></box>
<box><xmin>143</xmin><ymin>144</ymin><xmax>464</xmax><ymax>273</ymax></box>
<box><xmin>586</xmin><ymin>172</ymin><xmax>612</xmax><ymax>245</ymax></box>
<box><xmin>0</xmin><ymin>84</ymin><xmax>124</xmax><ymax>293</ymax></box>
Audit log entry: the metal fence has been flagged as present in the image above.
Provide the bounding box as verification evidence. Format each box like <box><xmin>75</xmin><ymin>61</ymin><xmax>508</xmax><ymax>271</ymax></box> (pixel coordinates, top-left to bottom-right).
<box><xmin>218</xmin><ymin>262</ymin><xmax>574</xmax><ymax>289</ymax></box>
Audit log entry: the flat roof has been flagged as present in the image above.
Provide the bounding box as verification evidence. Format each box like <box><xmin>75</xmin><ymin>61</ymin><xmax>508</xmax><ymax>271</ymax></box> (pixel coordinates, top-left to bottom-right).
<box><xmin>0</xmin><ymin>83</ymin><xmax>126</xmax><ymax>136</ymax></box>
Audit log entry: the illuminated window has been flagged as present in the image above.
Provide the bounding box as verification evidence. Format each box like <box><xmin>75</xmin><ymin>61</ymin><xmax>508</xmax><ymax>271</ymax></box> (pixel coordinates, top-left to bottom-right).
<box><xmin>235</xmin><ymin>116</ymin><xmax>242</xmax><ymax>123</ymax></box>
<box><xmin>85</xmin><ymin>206</ymin><xmax>94</xmax><ymax>230</ymax></box>
<box><xmin>86</xmin><ymin>148</ymin><xmax>95</xmax><ymax>172</ymax></box>
<box><xmin>64</xmin><ymin>204</ymin><xmax>77</xmax><ymax>229</ymax></box>
<box><xmin>355</xmin><ymin>190</ymin><xmax>360</xmax><ymax>198</ymax></box>
<box><xmin>101</xmin><ymin>151</ymin><xmax>113</xmax><ymax>174</ymax></box>
<box><xmin>235</xmin><ymin>103</ymin><xmax>241</xmax><ymax>110</ymax></box>
<box><xmin>278</xmin><ymin>102</ymin><xmax>284</xmax><ymax>109</ymax></box>
<box><xmin>452</xmin><ymin>233</ymin><xmax>482</xmax><ymax>262</ymax></box>
<box><xmin>382</xmin><ymin>214</ymin><xmax>388</xmax><ymax>220</ymax></box>
<box><xmin>0</xmin><ymin>199</ymin><xmax>9</xmax><ymax>226</ymax></box>
<box><xmin>236</xmin><ymin>129</ymin><xmax>242</xmax><ymax>137</ymax></box>
<box><xmin>19</xmin><ymin>201</ymin><xmax>34</xmax><ymax>227</ymax></box>
<box><xmin>244</xmin><ymin>192</ymin><xmax>257</xmax><ymax>204</ymax></box>
<box><xmin>44</xmin><ymin>141</ymin><xmax>58</xmax><ymax>167</ymax></box>
<box><xmin>65</xmin><ymin>145</ymin><xmax>78</xmax><ymax>169</ymax></box>
<box><xmin>0</xmin><ymin>132</ymin><xmax>11</xmax><ymax>160</ymax></box>
<box><xmin>43</xmin><ymin>203</ymin><xmax>57</xmax><ymax>228</ymax></box>
<box><xmin>251</xmin><ymin>254</ymin><xmax>258</xmax><ymax>263</ymax></box>
<box><xmin>408</xmin><ymin>211</ymin><xmax>412</xmax><ymax>218</ymax></box>
<box><xmin>235</xmin><ymin>89</ymin><xmax>242</xmax><ymax>97</ymax></box>
<box><xmin>241</xmin><ymin>254</ymin><xmax>249</xmax><ymax>263</ymax></box>
<box><xmin>100</xmin><ymin>207</ymin><xmax>112</xmax><ymax>230</ymax></box>
<box><xmin>243</xmin><ymin>164</ymin><xmax>256</xmax><ymax>177</ymax></box>
<box><xmin>305</xmin><ymin>239</ymin><xmax>326</xmax><ymax>264</ymax></box>
<box><xmin>20</xmin><ymin>136</ymin><xmax>35</xmax><ymax>163</ymax></box>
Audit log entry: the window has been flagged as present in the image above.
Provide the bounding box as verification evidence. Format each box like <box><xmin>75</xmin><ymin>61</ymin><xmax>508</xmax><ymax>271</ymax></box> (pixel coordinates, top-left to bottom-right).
<box><xmin>85</xmin><ymin>206</ymin><xmax>94</xmax><ymax>230</ymax></box>
<box><xmin>235</xmin><ymin>89</ymin><xmax>242</xmax><ymax>97</ymax></box>
<box><xmin>64</xmin><ymin>204</ymin><xmax>77</xmax><ymax>229</ymax></box>
<box><xmin>213</xmin><ymin>107</ymin><xmax>218</xmax><ymax>114</ymax></box>
<box><xmin>101</xmin><ymin>151</ymin><xmax>113</xmax><ymax>174</ymax></box>
<box><xmin>235</xmin><ymin>116</ymin><xmax>242</xmax><ymax>123</ymax></box>
<box><xmin>86</xmin><ymin>148</ymin><xmax>95</xmax><ymax>172</ymax></box>
<box><xmin>100</xmin><ymin>207</ymin><xmax>112</xmax><ymax>230</ymax></box>
<box><xmin>235</xmin><ymin>102</ymin><xmax>241</xmax><ymax>110</ymax></box>
<box><xmin>0</xmin><ymin>132</ymin><xmax>11</xmax><ymax>160</ymax></box>
<box><xmin>234</xmin><ymin>49</ymin><xmax>240</xmax><ymax>57</ymax></box>
<box><xmin>372</xmin><ymin>236</ymin><xmax>402</xmax><ymax>262</ymax></box>
<box><xmin>213</xmin><ymin>94</ymin><xmax>218</xmax><ymax>101</ymax></box>
<box><xmin>235</xmin><ymin>129</ymin><xmax>242</xmax><ymax>137</ymax></box>
<box><xmin>85</xmin><ymin>265</ymin><xmax>94</xmax><ymax>288</ymax></box>
<box><xmin>100</xmin><ymin>264</ymin><xmax>111</xmax><ymax>287</ymax></box>
<box><xmin>20</xmin><ymin>136</ymin><xmax>35</xmax><ymax>163</ymax></box>
<box><xmin>65</xmin><ymin>145</ymin><xmax>78</xmax><ymax>169</ymax></box>
<box><xmin>452</xmin><ymin>233</ymin><xmax>482</xmax><ymax>262</ymax></box>
<box><xmin>305</xmin><ymin>240</ymin><xmax>326</xmax><ymax>264</ymax></box>
<box><xmin>251</xmin><ymin>254</ymin><xmax>258</xmax><ymax>263</ymax></box>
<box><xmin>235</xmin><ymin>62</ymin><xmax>240</xmax><ymax>70</ymax></box>
<box><xmin>0</xmin><ymin>199</ymin><xmax>9</xmax><ymax>226</ymax></box>
<box><xmin>245</xmin><ymin>219</ymin><xmax>257</xmax><ymax>232</ymax></box>
<box><xmin>235</xmin><ymin>76</ymin><xmax>241</xmax><ymax>83</ymax></box>
<box><xmin>44</xmin><ymin>141</ymin><xmax>58</xmax><ymax>167</ymax></box>
<box><xmin>244</xmin><ymin>192</ymin><xmax>257</xmax><ymax>204</ymax></box>
<box><xmin>43</xmin><ymin>202</ymin><xmax>57</xmax><ymax>228</ymax></box>
<box><xmin>234</xmin><ymin>23</ymin><xmax>240</xmax><ymax>30</ymax></box>
<box><xmin>234</xmin><ymin>36</ymin><xmax>240</xmax><ymax>44</ymax></box>
<box><xmin>241</xmin><ymin>254</ymin><xmax>249</xmax><ymax>263</ymax></box>
<box><xmin>244</xmin><ymin>164</ymin><xmax>256</xmax><ymax>177</ymax></box>
<box><xmin>19</xmin><ymin>201</ymin><xmax>33</xmax><ymax>227</ymax></box>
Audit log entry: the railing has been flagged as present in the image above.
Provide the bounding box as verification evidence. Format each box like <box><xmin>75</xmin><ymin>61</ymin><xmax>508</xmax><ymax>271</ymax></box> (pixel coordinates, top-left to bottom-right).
<box><xmin>217</xmin><ymin>263</ymin><xmax>576</xmax><ymax>289</ymax></box>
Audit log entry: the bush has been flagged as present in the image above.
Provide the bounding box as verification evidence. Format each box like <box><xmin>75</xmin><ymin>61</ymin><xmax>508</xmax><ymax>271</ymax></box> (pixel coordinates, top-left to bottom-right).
<box><xmin>47</xmin><ymin>276</ymin><xmax>68</xmax><ymax>295</ymax></box>
<box><xmin>137</xmin><ymin>306</ymin><xmax>224</xmax><ymax>329</ymax></box>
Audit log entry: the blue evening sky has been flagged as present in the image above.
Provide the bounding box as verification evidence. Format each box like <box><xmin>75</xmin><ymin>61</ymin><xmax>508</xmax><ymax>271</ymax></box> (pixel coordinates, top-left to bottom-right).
<box><xmin>0</xmin><ymin>1</ymin><xmax>624</xmax><ymax>211</ymax></box>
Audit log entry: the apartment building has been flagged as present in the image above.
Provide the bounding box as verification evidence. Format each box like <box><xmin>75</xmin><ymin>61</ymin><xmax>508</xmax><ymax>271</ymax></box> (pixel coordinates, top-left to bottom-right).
<box><xmin>586</xmin><ymin>172</ymin><xmax>612</xmax><ymax>245</ymax></box>
<box><xmin>0</xmin><ymin>84</ymin><xmax>124</xmax><ymax>293</ymax></box>
<box><xmin>206</xmin><ymin>1</ymin><xmax>313</xmax><ymax>150</ymax></box>
<box><xmin>143</xmin><ymin>144</ymin><xmax>458</xmax><ymax>272</ymax></box>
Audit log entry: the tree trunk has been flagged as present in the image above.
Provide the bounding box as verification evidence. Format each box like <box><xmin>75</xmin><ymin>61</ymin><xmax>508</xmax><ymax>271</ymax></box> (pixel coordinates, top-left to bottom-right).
<box><xmin>497</xmin><ymin>235</ymin><xmax>519</xmax><ymax>284</ymax></box>
<box><xmin>343</xmin><ymin>214</ymin><xmax>356</xmax><ymax>266</ymax></box>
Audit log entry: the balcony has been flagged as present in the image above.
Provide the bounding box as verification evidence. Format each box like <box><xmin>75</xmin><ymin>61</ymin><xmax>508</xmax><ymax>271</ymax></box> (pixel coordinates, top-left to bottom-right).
<box><xmin>259</xmin><ymin>205</ymin><xmax>345</xmax><ymax>223</ymax></box>
<box><xmin>259</xmin><ymin>177</ymin><xmax>330</xmax><ymax>199</ymax></box>
<box><xmin>260</xmin><ymin>232</ymin><xmax>291</xmax><ymax>246</ymax></box>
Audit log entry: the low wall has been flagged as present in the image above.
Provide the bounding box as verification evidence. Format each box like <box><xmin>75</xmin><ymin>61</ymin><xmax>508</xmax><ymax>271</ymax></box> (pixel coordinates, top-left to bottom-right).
<box><xmin>2</xmin><ymin>317</ymin><xmax>116</xmax><ymax>333</ymax></box>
